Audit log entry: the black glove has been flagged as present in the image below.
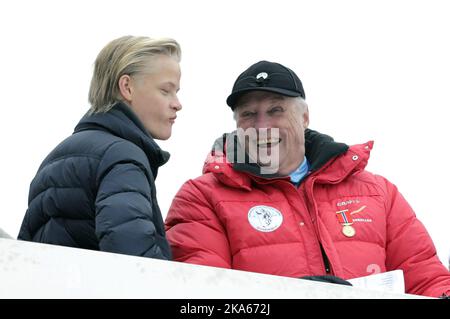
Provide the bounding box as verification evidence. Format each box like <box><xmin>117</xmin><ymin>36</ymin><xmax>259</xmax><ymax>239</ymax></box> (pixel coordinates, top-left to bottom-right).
<box><xmin>299</xmin><ymin>275</ymin><xmax>353</xmax><ymax>286</ymax></box>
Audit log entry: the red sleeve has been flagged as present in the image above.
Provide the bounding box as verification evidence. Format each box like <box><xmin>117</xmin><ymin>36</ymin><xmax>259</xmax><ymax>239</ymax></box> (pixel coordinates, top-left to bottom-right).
<box><xmin>382</xmin><ymin>176</ymin><xmax>450</xmax><ymax>297</ymax></box>
<box><xmin>165</xmin><ymin>179</ymin><xmax>232</xmax><ymax>269</ymax></box>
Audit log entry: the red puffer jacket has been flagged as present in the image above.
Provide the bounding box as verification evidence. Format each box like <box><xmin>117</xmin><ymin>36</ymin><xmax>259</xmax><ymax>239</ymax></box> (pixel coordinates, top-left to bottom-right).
<box><xmin>165</xmin><ymin>130</ymin><xmax>450</xmax><ymax>297</ymax></box>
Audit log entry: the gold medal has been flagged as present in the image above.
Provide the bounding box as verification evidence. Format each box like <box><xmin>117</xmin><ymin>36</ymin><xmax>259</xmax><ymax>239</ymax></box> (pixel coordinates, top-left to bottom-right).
<box><xmin>342</xmin><ymin>225</ymin><xmax>356</xmax><ymax>237</ymax></box>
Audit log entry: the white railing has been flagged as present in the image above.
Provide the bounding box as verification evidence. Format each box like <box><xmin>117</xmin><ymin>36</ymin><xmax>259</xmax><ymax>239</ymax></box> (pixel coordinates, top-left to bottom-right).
<box><xmin>0</xmin><ymin>228</ymin><xmax>12</xmax><ymax>239</ymax></box>
<box><xmin>0</xmin><ymin>238</ymin><xmax>424</xmax><ymax>299</ymax></box>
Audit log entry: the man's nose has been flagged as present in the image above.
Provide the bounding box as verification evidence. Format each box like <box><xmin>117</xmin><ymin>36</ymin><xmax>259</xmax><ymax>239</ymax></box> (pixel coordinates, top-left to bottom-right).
<box><xmin>171</xmin><ymin>96</ymin><xmax>182</xmax><ymax>111</ymax></box>
<box><xmin>254</xmin><ymin>114</ymin><xmax>271</xmax><ymax>129</ymax></box>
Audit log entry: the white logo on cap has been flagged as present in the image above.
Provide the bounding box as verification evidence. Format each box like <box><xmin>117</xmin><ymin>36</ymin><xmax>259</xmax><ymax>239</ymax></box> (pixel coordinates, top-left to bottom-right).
<box><xmin>248</xmin><ymin>205</ymin><xmax>283</xmax><ymax>232</ymax></box>
<box><xmin>256</xmin><ymin>72</ymin><xmax>268</xmax><ymax>80</ymax></box>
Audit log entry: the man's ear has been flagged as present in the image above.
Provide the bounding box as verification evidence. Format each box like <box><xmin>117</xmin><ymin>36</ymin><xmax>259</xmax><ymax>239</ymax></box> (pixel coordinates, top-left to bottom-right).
<box><xmin>118</xmin><ymin>74</ymin><xmax>133</xmax><ymax>102</ymax></box>
<box><xmin>303</xmin><ymin>106</ymin><xmax>310</xmax><ymax>128</ymax></box>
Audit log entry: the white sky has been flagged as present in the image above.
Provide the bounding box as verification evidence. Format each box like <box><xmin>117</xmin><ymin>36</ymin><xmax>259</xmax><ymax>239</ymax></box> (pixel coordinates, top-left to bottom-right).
<box><xmin>1</xmin><ymin>0</ymin><xmax>449</xmax><ymax>267</ymax></box>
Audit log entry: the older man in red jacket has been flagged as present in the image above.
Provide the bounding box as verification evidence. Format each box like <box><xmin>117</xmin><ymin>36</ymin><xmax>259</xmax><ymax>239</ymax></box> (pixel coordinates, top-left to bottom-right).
<box><xmin>165</xmin><ymin>60</ymin><xmax>450</xmax><ymax>297</ymax></box>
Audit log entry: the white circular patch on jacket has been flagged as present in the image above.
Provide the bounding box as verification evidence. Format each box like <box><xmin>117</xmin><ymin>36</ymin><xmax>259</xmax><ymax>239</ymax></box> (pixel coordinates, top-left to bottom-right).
<box><xmin>248</xmin><ymin>205</ymin><xmax>283</xmax><ymax>232</ymax></box>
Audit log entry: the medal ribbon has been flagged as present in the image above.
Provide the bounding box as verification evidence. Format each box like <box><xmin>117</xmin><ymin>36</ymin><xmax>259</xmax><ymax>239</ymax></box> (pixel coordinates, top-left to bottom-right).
<box><xmin>336</xmin><ymin>209</ymin><xmax>353</xmax><ymax>225</ymax></box>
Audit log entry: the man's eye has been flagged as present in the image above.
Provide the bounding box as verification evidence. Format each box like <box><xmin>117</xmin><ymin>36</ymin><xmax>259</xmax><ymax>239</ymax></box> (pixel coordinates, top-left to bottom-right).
<box><xmin>269</xmin><ymin>106</ymin><xmax>283</xmax><ymax>114</ymax></box>
<box><xmin>161</xmin><ymin>89</ymin><xmax>169</xmax><ymax>95</ymax></box>
<box><xmin>242</xmin><ymin>112</ymin><xmax>256</xmax><ymax>117</ymax></box>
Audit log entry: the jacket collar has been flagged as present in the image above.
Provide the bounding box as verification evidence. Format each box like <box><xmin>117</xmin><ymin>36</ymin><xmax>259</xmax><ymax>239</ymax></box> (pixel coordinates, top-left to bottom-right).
<box><xmin>304</xmin><ymin>129</ymin><xmax>348</xmax><ymax>172</ymax></box>
<box><xmin>73</xmin><ymin>102</ymin><xmax>170</xmax><ymax>177</ymax></box>
<box><xmin>203</xmin><ymin>129</ymin><xmax>372</xmax><ymax>189</ymax></box>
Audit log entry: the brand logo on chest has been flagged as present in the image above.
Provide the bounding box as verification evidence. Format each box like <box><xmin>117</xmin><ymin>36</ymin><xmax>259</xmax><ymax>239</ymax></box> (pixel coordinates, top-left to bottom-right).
<box><xmin>335</xmin><ymin>199</ymin><xmax>374</xmax><ymax>237</ymax></box>
<box><xmin>248</xmin><ymin>205</ymin><xmax>283</xmax><ymax>232</ymax></box>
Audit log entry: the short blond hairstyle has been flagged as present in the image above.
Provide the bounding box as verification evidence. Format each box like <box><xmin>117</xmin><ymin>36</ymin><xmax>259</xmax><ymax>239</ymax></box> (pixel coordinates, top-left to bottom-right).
<box><xmin>88</xmin><ymin>35</ymin><xmax>181</xmax><ymax>113</ymax></box>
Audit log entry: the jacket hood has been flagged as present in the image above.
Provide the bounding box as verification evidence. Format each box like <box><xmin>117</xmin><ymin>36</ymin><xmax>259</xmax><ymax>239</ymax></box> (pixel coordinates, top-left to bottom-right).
<box><xmin>203</xmin><ymin>128</ymin><xmax>373</xmax><ymax>189</ymax></box>
<box><xmin>73</xmin><ymin>102</ymin><xmax>170</xmax><ymax>177</ymax></box>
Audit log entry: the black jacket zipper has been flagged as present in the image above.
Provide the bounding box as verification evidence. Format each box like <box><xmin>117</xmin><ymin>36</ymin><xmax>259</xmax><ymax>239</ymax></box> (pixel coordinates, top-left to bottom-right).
<box><xmin>320</xmin><ymin>244</ymin><xmax>331</xmax><ymax>274</ymax></box>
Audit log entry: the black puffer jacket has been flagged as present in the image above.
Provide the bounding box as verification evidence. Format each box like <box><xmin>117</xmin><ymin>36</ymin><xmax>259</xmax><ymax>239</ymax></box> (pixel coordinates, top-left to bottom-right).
<box><xmin>18</xmin><ymin>102</ymin><xmax>172</xmax><ymax>260</ymax></box>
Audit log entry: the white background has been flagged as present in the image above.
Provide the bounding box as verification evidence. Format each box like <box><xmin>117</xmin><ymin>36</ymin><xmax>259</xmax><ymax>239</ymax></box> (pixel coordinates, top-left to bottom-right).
<box><xmin>0</xmin><ymin>0</ymin><xmax>449</xmax><ymax>267</ymax></box>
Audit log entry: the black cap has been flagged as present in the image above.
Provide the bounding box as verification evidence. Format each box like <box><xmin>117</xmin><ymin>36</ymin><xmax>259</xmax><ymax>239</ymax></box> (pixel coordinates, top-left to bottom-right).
<box><xmin>226</xmin><ymin>60</ymin><xmax>305</xmax><ymax>110</ymax></box>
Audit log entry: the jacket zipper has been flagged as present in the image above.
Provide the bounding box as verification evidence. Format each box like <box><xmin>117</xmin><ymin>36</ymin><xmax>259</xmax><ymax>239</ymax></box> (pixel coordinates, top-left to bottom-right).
<box><xmin>320</xmin><ymin>244</ymin><xmax>331</xmax><ymax>274</ymax></box>
<box><xmin>303</xmin><ymin>175</ymin><xmax>333</xmax><ymax>275</ymax></box>
<box><xmin>290</xmin><ymin>174</ymin><xmax>335</xmax><ymax>276</ymax></box>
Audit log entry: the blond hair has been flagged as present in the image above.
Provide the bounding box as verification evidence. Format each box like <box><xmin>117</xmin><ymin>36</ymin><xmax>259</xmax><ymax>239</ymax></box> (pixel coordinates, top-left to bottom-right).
<box><xmin>88</xmin><ymin>35</ymin><xmax>181</xmax><ymax>113</ymax></box>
